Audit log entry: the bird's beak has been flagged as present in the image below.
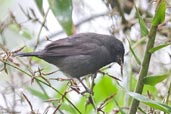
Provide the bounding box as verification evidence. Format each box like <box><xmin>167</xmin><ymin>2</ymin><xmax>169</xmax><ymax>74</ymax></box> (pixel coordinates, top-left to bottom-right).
<box><xmin>116</xmin><ymin>56</ymin><xmax>124</xmax><ymax>77</ymax></box>
<box><xmin>120</xmin><ymin>62</ymin><xmax>123</xmax><ymax>77</ymax></box>
<box><xmin>118</xmin><ymin>58</ymin><xmax>123</xmax><ymax>77</ymax></box>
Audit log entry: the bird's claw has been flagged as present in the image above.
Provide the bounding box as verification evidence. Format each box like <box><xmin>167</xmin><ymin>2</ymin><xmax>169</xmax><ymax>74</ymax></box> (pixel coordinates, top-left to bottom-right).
<box><xmin>81</xmin><ymin>88</ymin><xmax>94</xmax><ymax>95</ymax></box>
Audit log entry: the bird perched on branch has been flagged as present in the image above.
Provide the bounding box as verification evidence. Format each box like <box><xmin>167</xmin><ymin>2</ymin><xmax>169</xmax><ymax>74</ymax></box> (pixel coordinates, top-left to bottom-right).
<box><xmin>16</xmin><ymin>32</ymin><xmax>124</xmax><ymax>79</ymax></box>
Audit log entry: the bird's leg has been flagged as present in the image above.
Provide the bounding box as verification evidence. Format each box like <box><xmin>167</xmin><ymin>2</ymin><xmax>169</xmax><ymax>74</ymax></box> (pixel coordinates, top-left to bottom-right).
<box><xmin>78</xmin><ymin>74</ymin><xmax>97</xmax><ymax>110</ymax></box>
<box><xmin>78</xmin><ymin>72</ymin><xmax>97</xmax><ymax>95</ymax></box>
<box><xmin>78</xmin><ymin>78</ymin><xmax>93</xmax><ymax>95</ymax></box>
<box><xmin>90</xmin><ymin>72</ymin><xmax>97</xmax><ymax>92</ymax></box>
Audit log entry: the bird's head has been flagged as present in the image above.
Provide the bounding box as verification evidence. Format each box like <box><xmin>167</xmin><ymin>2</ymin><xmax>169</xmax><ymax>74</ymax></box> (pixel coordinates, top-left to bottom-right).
<box><xmin>115</xmin><ymin>41</ymin><xmax>124</xmax><ymax>76</ymax></box>
<box><xmin>115</xmin><ymin>54</ymin><xmax>124</xmax><ymax>66</ymax></box>
<box><xmin>115</xmin><ymin>53</ymin><xmax>124</xmax><ymax>76</ymax></box>
<box><xmin>109</xmin><ymin>37</ymin><xmax>125</xmax><ymax>76</ymax></box>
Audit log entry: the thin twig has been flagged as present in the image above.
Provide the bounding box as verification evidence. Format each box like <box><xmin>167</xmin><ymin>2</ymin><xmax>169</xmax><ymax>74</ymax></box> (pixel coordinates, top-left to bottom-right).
<box><xmin>22</xmin><ymin>93</ymin><xmax>34</xmax><ymax>113</ymax></box>
<box><xmin>0</xmin><ymin>60</ymin><xmax>82</xmax><ymax>114</ymax></box>
<box><xmin>34</xmin><ymin>8</ymin><xmax>50</xmax><ymax>50</ymax></box>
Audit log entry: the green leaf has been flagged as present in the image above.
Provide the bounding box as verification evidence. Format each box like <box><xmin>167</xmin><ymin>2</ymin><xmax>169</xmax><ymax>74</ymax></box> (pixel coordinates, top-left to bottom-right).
<box><xmin>35</xmin><ymin>0</ymin><xmax>44</xmax><ymax>15</ymax></box>
<box><xmin>48</xmin><ymin>0</ymin><xmax>74</xmax><ymax>35</ymax></box>
<box><xmin>54</xmin><ymin>83</ymin><xmax>68</xmax><ymax>98</ymax></box>
<box><xmin>93</xmin><ymin>76</ymin><xmax>118</xmax><ymax>113</ymax></box>
<box><xmin>60</xmin><ymin>103</ymin><xmax>77</xmax><ymax>114</ymax></box>
<box><xmin>128</xmin><ymin>92</ymin><xmax>171</xmax><ymax>113</ymax></box>
<box><xmin>19</xmin><ymin>29</ymin><xmax>33</xmax><ymax>39</ymax></box>
<box><xmin>9</xmin><ymin>24</ymin><xmax>32</xmax><ymax>39</ymax></box>
<box><xmin>76</xmin><ymin>96</ymin><xmax>92</xmax><ymax>114</ymax></box>
<box><xmin>135</xmin><ymin>6</ymin><xmax>148</xmax><ymax>36</ymax></box>
<box><xmin>28</xmin><ymin>87</ymin><xmax>49</xmax><ymax>100</ymax></box>
<box><xmin>127</xmin><ymin>39</ymin><xmax>141</xmax><ymax>65</ymax></box>
<box><xmin>94</xmin><ymin>76</ymin><xmax>118</xmax><ymax>102</ymax></box>
<box><xmin>149</xmin><ymin>43</ymin><xmax>171</xmax><ymax>53</ymax></box>
<box><xmin>8</xmin><ymin>23</ymin><xmax>20</xmax><ymax>31</ymax></box>
<box><xmin>143</xmin><ymin>85</ymin><xmax>157</xmax><ymax>95</ymax></box>
<box><xmin>143</xmin><ymin>74</ymin><xmax>169</xmax><ymax>86</ymax></box>
<box><xmin>152</xmin><ymin>0</ymin><xmax>166</xmax><ymax>26</ymax></box>
<box><xmin>113</xmin><ymin>99</ymin><xmax>126</xmax><ymax>114</ymax></box>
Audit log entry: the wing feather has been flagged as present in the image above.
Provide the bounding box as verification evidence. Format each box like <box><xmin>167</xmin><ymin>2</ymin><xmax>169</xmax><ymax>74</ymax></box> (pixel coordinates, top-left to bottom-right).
<box><xmin>44</xmin><ymin>37</ymin><xmax>102</xmax><ymax>56</ymax></box>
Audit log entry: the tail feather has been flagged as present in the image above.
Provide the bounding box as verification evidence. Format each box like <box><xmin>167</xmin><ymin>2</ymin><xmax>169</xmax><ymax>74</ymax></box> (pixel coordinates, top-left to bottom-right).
<box><xmin>14</xmin><ymin>52</ymin><xmax>41</xmax><ymax>57</ymax></box>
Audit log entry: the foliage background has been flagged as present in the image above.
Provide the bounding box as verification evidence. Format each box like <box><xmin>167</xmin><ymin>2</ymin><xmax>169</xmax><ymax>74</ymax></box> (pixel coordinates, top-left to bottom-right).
<box><xmin>0</xmin><ymin>0</ymin><xmax>171</xmax><ymax>114</ymax></box>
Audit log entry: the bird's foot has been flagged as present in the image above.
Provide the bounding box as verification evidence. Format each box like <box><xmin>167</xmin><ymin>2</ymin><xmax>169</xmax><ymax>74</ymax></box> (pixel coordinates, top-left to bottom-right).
<box><xmin>78</xmin><ymin>78</ymin><xmax>94</xmax><ymax>95</ymax></box>
<box><xmin>81</xmin><ymin>87</ymin><xmax>94</xmax><ymax>95</ymax></box>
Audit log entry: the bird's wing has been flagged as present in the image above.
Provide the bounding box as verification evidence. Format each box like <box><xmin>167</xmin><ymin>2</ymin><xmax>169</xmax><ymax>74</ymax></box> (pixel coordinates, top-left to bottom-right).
<box><xmin>44</xmin><ymin>37</ymin><xmax>103</xmax><ymax>56</ymax></box>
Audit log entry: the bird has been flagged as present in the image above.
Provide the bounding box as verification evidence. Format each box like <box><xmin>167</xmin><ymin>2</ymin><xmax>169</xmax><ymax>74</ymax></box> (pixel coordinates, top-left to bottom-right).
<box><xmin>16</xmin><ymin>32</ymin><xmax>125</xmax><ymax>78</ymax></box>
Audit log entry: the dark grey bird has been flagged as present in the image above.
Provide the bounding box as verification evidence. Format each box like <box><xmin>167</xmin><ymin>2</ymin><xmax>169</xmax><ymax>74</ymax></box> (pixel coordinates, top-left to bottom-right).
<box><xmin>16</xmin><ymin>33</ymin><xmax>124</xmax><ymax>78</ymax></box>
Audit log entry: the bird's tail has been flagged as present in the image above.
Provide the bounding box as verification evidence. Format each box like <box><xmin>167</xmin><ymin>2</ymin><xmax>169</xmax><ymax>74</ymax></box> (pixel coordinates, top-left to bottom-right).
<box><xmin>14</xmin><ymin>52</ymin><xmax>41</xmax><ymax>57</ymax></box>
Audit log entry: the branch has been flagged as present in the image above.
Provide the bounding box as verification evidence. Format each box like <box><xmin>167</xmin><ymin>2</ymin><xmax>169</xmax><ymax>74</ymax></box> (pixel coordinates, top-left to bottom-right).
<box><xmin>128</xmin><ymin>25</ymin><xmax>158</xmax><ymax>114</ymax></box>
<box><xmin>129</xmin><ymin>0</ymin><xmax>166</xmax><ymax>113</ymax></box>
